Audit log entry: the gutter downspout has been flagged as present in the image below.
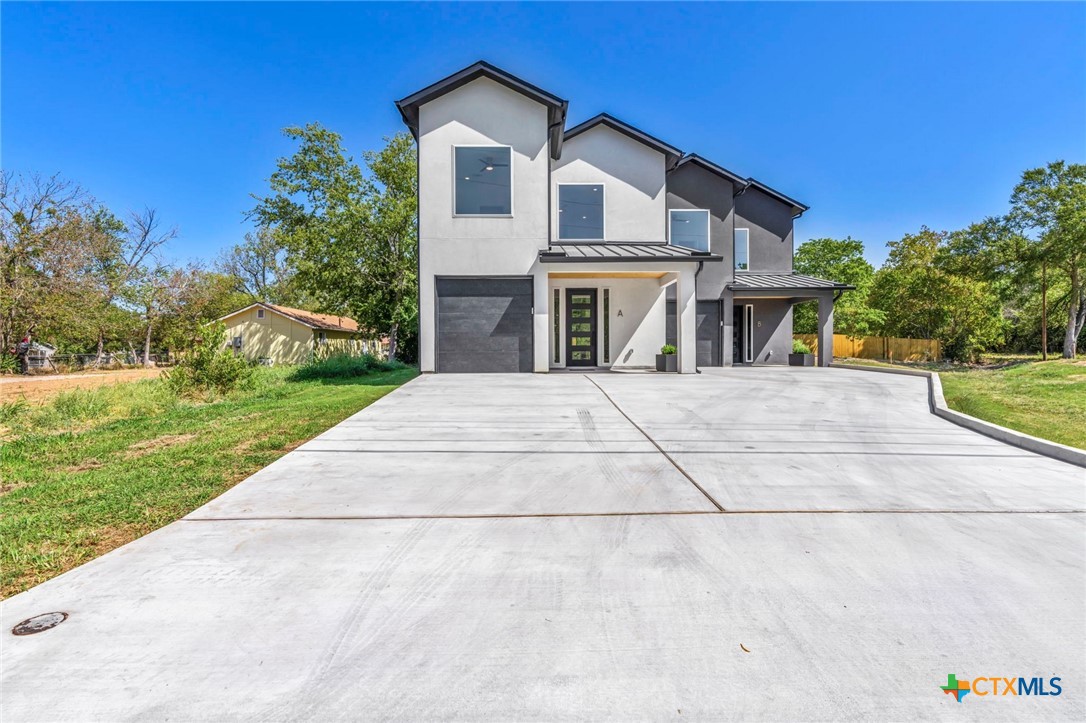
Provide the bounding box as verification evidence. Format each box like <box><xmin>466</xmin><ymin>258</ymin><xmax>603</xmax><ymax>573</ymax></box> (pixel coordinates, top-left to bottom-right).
<box><xmin>694</xmin><ymin>260</ymin><xmax>704</xmax><ymax>374</ymax></box>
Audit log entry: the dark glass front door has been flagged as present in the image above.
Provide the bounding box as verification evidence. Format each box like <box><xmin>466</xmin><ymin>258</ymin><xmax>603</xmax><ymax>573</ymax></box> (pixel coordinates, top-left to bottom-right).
<box><xmin>566</xmin><ymin>288</ymin><xmax>597</xmax><ymax>366</ymax></box>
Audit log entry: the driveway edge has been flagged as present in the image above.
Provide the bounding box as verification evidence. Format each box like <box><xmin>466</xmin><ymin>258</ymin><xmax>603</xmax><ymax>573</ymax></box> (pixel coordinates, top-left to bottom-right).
<box><xmin>829</xmin><ymin>363</ymin><xmax>1086</xmax><ymax>469</ymax></box>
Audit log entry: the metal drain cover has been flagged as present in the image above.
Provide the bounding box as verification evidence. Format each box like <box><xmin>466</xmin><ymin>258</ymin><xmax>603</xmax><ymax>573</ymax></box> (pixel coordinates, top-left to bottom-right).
<box><xmin>12</xmin><ymin>612</ymin><xmax>68</xmax><ymax>636</ymax></box>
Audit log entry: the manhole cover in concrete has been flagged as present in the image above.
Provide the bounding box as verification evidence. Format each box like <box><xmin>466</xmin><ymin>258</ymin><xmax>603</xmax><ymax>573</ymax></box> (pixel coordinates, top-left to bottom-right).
<box><xmin>11</xmin><ymin>612</ymin><xmax>68</xmax><ymax>636</ymax></box>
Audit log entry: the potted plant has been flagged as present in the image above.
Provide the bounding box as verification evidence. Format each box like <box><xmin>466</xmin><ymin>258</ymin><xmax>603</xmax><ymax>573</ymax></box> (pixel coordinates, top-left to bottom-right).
<box><xmin>789</xmin><ymin>339</ymin><xmax>815</xmax><ymax>366</ymax></box>
<box><xmin>656</xmin><ymin>344</ymin><xmax>678</xmax><ymax>372</ymax></box>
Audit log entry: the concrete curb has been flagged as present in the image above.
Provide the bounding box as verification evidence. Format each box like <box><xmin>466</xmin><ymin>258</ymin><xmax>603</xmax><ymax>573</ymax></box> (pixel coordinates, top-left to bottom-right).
<box><xmin>830</xmin><ymin>362</ymin><xmax>1086</xmax><ymax>469</ymax></box>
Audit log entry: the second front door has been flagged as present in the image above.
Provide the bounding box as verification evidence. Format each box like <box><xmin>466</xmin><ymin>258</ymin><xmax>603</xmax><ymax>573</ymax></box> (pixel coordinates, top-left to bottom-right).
<box><xmin>566</xmin><ymin>288</ymin><xmax>597</xmax><ymax>366</ymax></box>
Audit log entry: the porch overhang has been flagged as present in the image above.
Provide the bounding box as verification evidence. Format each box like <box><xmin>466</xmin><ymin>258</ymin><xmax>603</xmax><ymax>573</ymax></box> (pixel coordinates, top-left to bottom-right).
<box><xmin>540</xmin><ymin>243</ymin><xmax>722</xmax><ymax>264</ymax></box>
<box><xmin>726</xmin><ymin>273</ymin><xmax>854</xmax><ymax>298</ymax></box>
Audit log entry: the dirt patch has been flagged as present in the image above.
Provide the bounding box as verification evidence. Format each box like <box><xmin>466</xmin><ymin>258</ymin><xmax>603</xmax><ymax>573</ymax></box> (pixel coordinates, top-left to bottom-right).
<box><xmin>0</xmin><ymin>368</ymin><xmax>164</xmax><ymax>403</ymax></box>
<box><xmin>125</xmin><ymin>433</ymin><xmax>196</xmax><ymax>459</ymax></box>
<box><xmin>65</xmin><ymin>459</ymin><xmax>104</xmax><ymax>473</ymax></box>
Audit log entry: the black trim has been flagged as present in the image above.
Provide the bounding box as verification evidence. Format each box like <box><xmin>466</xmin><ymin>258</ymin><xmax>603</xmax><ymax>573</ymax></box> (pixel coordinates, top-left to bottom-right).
<box><xmin>563</xmin><ymin>114</ymin><xmax>682</xmax><ymax>169</ymax></box>
<box><xmin>565</xmin><ymin>288</ymin><xmax>598</xmax><ymax>367</ymax></box>
<box><xmin>395</xmin><ymin>61</ymin><xmax>569</xmax><ymax>160</ymax></box>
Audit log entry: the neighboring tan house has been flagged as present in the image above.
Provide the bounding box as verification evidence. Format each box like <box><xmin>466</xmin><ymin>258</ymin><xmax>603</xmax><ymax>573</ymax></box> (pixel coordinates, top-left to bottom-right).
<box><xmin>217</xmin><ymin>303</ymin><xmax>362</xmax><ymax>365</ymax></box>
<box><xmin>396</xmin><ymin>61</ymin><xmax>852</xmax><ymax>373</ymax></box>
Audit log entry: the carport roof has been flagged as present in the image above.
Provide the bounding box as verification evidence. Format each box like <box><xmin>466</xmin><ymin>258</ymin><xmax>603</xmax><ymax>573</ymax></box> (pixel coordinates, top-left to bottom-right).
<box><xmin>540</xmin><ymin>243</ymin><xmax>722</xmax><ymax>263</ymax></box>
<box><xmin>726</xmin><ymin>273</ymin><xmax>854</xmax><ymax>291</ymax></box>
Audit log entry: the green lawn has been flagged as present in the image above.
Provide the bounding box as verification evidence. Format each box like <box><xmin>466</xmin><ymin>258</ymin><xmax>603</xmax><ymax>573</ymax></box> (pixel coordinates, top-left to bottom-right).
<box><xmin>838</xmin><ymin>357</ymin><xmax>1086</xmax><ymax>450</ymax></box>
<box><xmin>0</xmin><ymin>366</ymin><xmax>417</xmax><ymax>598</ymax></box>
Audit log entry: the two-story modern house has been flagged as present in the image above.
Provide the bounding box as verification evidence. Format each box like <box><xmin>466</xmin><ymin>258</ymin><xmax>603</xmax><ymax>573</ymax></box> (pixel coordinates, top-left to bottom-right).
<box><xmin>396</xmin><ymin>61</ymin><xmax>851</xmax><ymax>373</ymax></box>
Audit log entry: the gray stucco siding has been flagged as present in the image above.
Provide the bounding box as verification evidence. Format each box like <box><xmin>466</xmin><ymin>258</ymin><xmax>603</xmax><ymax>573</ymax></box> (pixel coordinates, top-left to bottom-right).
<box><xmin>666</xmin><ymin>163</ymin><xmax>735</xmax><ymax>300</ymax></box>
<box><xmin>734</xmin><ymin>187</ymin><xmax>794</xmax><ymax>274</ymax></box>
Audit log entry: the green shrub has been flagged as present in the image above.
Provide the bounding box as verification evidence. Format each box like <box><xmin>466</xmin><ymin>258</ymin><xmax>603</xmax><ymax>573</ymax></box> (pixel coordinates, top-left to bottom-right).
<box><xmin>0</xmin><ymin>399</ymin><xmax>29</xmax><ymax>423</ymax></box>
<box><xmin>660</xmin><ymin>344</ymin><xmax>677</xmax><ymax>355</ymax></box>
<box><xmin>165</xmin><ymin>323</ymin><xmax>253</xmax><ymax>397</ymax></box>
<box><xmin>792</xmin><ymin>339</ymin><xmax>813</xmax><ymax>355</ymax></box>
<box><xmin>290</xmin><ymin>352</ymin><xmax>408</xmax><ymax>381</ymax></box>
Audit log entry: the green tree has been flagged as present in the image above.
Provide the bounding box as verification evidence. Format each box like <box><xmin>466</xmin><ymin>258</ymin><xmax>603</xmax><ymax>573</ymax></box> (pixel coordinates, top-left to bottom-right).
<box><xmin>792</xmin><ymin>237</ymin><xmax>883</xmax><ymax>337</ymax></box>
<box><xmin>251</xmin><ymin>125</ymin><xmax>417</xmax><ymax>360</ymax></box>
<box><xmin>217</xmin><ymin>226</ymin><xmax>301</xmax><ymax>305</ymax></box>
<box><xmin>1007</xmin><ymin>161</ymin><xmax>1086</xmax><ymax>358</ymax></box>
<box><xmin>870</xmin><ymin>227</ymin><xmax>1004</xmax><ymax>362</ymax></box>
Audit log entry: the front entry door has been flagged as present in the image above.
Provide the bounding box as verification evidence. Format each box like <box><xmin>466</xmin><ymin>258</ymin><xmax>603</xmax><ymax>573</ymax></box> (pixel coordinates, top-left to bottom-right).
<box><xmin>733</xmin><ymin>304</ymin><xmax>753</xmax><ymax>364</ymax></box>
<box><xmin>566</xmin><ymin>288</ymin><xmax>597</xmax><ymax>366</ymax></box>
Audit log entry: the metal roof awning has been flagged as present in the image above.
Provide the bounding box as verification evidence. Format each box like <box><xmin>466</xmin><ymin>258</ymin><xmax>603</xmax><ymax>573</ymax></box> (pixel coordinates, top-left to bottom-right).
<box><xmin>539</xmin><ymin>244</ymin><xmax>723</xmax><ymax>263</ymax></box>
<box><xmin>726</xmin><ymin>273</ymin><xmax>854</xmax><ymax>292</ymax></box>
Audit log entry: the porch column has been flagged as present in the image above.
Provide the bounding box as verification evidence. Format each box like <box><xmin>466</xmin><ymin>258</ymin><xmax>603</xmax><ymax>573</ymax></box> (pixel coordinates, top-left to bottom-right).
<box><xmin>677</xmin><ymin>265</ymin><xmax>697</xmax><ymax>373</ymax></box>
<box><xmin>532</xmin><ymin>267</ymin><xmax>550</xmax><ymax>372</ymax></box>
<box><xmin>817</xmin><ymin>293</ymin><xmax>834</xmax><ymax>367</ymax></box>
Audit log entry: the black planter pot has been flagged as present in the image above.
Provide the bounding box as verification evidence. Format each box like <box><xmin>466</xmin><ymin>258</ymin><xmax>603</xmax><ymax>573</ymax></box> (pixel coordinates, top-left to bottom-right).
<box><xmin>655</xmin><ymin>354</ymin><xmax>678</xmax><ymax>372</ymax></box>
<box><xmin>789</xmin><ymin>353</ymin><xmax>815</xmax><ymax>367</ymax></box>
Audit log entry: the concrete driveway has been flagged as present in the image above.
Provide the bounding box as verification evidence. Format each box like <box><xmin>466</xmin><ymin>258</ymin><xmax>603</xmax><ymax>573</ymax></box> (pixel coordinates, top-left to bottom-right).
<box><xmin>2</xmin><ymin>368</ymin><xmax>1084</xmax><ymax>721</ymax></box>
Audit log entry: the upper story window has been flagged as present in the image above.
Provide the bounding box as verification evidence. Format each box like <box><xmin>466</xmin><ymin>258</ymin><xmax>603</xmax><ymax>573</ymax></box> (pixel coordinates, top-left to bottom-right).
<box><xmin>734</xmin><ymin>228</ymin><xmax>750</xmax><ymax>270</ymax></box>
<box><xmin>454</xmin><ymin>146</ymin><xmax>512</xmax><ymax>215</ymax></box>
<box><xmin>669</xmin><ymin>209</ymin><xmax>709</xmax><ymax>252</ymax></box>
<box><xmin>257</xmin><ymin>308</ymin><xmax>265</xmax><ymax>319</ymax></box>
<box><xmin>558</xmin><ymin>184</ymin><xmax>604</xmax><ymax>240</ymax></box>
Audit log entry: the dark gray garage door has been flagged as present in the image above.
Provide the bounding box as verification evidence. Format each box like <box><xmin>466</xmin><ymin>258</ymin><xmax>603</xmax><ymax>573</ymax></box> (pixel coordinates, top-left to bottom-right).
<box><xmin>666</xmin><ymin>300</ymin><xmax>722</xmax><ymax>367</ymax></box>
<box><xmin>436</xmin><ymin>277</ymin><xmax>534</xmax><ymax>373</ymax></box>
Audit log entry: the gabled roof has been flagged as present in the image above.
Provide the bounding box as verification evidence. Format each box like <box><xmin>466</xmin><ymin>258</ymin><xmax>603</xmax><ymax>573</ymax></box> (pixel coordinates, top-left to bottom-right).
<box><xmin>673</xmin><ymin>153</ymin><xmax>810</xmax><ymax>218</ymax></box>
<box><xmin>726</xmin><ymin>273</ymin><xmax>853</xmax><ymax>291</ymax></box>
<box><xmin>563</xmin><ymin>114</ymin><xmax>683</xmax><ymax>169</ymax></box>
<box><xmin>673</xmin><ymin>154</ymin><xmax>747</xmax><ymax>187</ymax></box>
<box><xmin>540</xmin><ymin>243</ymin><xmax>721</xmax><ymax>263</ymax></box>
<box><xmin>742</xmin><ymin>180</ymin><xmax>810</xmax><ymax>217</ymax></box>
<box><xmin>218</xmin><ymin>303</ymin><xmax>359</xmax><ymax>333</ymax></box>
<box><xmin>395</xmin><ymin>61</ymin><xmax>569</xmax><ymax>160</ymax></box>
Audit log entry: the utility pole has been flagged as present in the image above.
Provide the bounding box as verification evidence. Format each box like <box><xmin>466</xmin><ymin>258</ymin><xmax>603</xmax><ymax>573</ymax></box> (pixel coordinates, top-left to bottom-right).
<box><xmin>1041</xmin><ymin>261</ymin><xmax>1048</xmax><ymax>362</ymax></box>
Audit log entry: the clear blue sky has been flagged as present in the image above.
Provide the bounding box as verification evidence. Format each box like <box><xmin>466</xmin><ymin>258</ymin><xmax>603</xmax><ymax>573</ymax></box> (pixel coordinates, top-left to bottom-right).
<box><xmin>4</xmin><ymin>2</ymin><xmax>1084</xmax><ymax>267</ymax></box>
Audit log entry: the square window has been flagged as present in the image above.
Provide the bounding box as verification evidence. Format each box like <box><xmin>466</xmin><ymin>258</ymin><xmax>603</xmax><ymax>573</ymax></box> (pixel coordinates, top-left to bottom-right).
<box><xmin>734</xmin><ymin>228</ymin><xmax>750</xmax><ymax>270</ymax></box>
<box><xmin>670</xmin><ymin>209</ymin><xmax>710</xmax><ymax>252</ymax></box>
<box><xmin>455</xmin><ymin>147</ymin><xmax>511</xmax><ymax>215</ymax></box>
<box><xmin>558</xmin><ymin>184</ymin><xmax>604</xmax><ymax>240</ymax></box>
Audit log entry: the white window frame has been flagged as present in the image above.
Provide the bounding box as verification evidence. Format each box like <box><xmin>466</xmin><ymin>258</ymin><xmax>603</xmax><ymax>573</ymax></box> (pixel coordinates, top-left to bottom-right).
<box><xmin>257</xmin><ymin>308</ymin><xmax>265</xmax><ymax>319</ymax></box>
<box><xmin>744</xmin><ymin>304</ymin><xmax>754</xmax><ymax>363</ymax></box>
<box><xmin>452</xmin><ymin>144</ymin><xmax>514</xmax><ymax>218</ymax></box>
<box><xmin>668</xmin><ymin>208</ymin><xmax>711</xmax><ymax>252</ymax></box>
<box><xmin>556</xmin><ymin>183</ymin><xmax>606</xmax><ymax>241</ymax></box>
<box><xmin>734</xmin><ymin>228</ymin><xmax>750</xmax><ymax>271</ymax></box>
<box><xmin>317</xmin><ymin>330</ymin><xmax>327</xmax><ymax>345</ymax></box>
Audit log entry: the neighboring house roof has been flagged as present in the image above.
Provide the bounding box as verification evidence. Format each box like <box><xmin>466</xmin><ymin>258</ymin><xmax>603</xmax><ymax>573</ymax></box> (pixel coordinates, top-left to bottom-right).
<box><xmin>540</xmin><ymin>243</ymin><xmax>722</xmax><ymax>263</ymax></box>
<box><xmin>564</xmin><ymin>113</ymin><xmax>683</xmax><ymax>170</ymax></box>
<box><xmin>218</xmin><ymin>303</ymin><xmax>360</xmax><ymax>333</ymax></box>
<box><xmin>726</xmin><ymin>273</ymin><xmax>854</xmax><ymax>291</ymax></box>
<box><xmin>674</xmin><ymin>154</ymin><xmax>810</xmax><ymax>218</ymax></box>
<box><xmin>395</xmin><ymin>60</ymin><xmax>570</xmax><ymax>160</ymax></box>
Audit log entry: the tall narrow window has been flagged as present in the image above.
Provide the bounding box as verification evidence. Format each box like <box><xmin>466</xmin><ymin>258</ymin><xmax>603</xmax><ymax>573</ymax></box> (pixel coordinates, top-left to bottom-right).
<box><xmin>669</xmin><ymin>209</ymin><xmax>710</xmax><ymax>252</ymax></box>
<box><xmin>602</xmin><ymin>289</ymin><xmax>611</xmax><ymax>364</ymax></box>
<box><xmin>553</xmin><ymin>288</ymin><xmax>560</xmax><ymax>364</ymax></box>
<box><xmin>744</xmin><ymin>305</ymin><xmax>754</xmax><ymax>363</ymax></box>
<box><xmin>454</xmin><ymin>146</ymin><xmax>512</xmax><ymax>215</ymax></box>
<box><xmin>734</xmin><ymin>228</ymin><xmax>750</xmax><ymax>270</ymax></box>
<box><xmin>558</xmin><ymin>184</ymin><xmax>604</xmax><ymax>240</ymax></box>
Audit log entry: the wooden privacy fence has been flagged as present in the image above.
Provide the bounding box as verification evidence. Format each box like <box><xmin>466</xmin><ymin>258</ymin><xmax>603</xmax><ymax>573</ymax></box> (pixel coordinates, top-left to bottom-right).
<box><xmin>795</xmin><ymin>334</ymin><xmax>941</xmax><ymax>362</ymax></box>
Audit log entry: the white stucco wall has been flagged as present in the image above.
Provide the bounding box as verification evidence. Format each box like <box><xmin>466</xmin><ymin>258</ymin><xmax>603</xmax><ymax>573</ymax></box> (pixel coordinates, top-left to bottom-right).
<box><xmin>551</xmin><ymin>126</ymin><xmax>668</xmax><ymax>243</ymax></box>
<box><xmin>417</xmin><ymin>77</ymin><xmax>551</xmax><ymax>371</ymax></box>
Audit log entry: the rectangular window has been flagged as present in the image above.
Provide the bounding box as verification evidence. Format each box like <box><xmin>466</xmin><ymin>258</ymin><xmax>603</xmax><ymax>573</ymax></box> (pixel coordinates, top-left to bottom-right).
<box><xmin>558</xmin><ymin>184</ymin><xmax>604</xmax><ymax>240</ymax></box>
<box><xmin>602</xmin><ymin>288</ymin><xmax>610</xmax><ymax>364</ymax></box>
<box><xmin>734</xmin><ymin>228</ymin><xmax>750</xmax><ymax>270</ymax></box>
<box><xmin>553</xmin><ymin>288</ymin><xmax>560</xmax><ymax>364</ymax></box>
<box><xmin>745</xmin><ymin>305</ymin><xmax>754</xmax><ymax>363</ymax></box>
<box><xmin>318</xmin><ymin>331</ymin><xmax>327</xmax><ymax>345</ymax></box>
<box><xmin>669</xmin><ymin>209</ymin><xmax>710</xmax><ymax>252</ymax></box>
<box><xmin>454</xmin><ymin>146</ymin><xmax>511</xmax><ymax>215</ymax></box>
<box><xmin>257</xmin><ymin>308</ymin><xmax>265</xmax><ymax>319</ymax></box>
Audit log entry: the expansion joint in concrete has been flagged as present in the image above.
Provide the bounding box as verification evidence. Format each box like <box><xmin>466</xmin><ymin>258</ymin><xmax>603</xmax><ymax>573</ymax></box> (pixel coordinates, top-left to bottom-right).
<box><xmin>582</xmin><ymin>375</ymin><xmax>727</xmax><ymax>512</ymax></box>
